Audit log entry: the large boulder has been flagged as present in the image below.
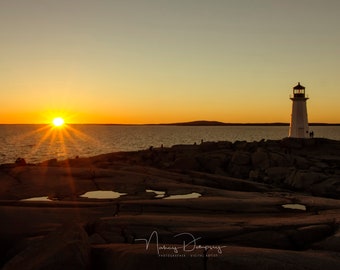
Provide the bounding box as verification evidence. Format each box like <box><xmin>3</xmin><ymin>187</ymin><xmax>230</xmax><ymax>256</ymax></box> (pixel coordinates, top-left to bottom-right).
<box><xmin>172</xmin><ymin>156</ymin><xmax>199</xmax><ymax>171</ymax></box>
<box><xmin>269</xmin><ymin>152</ymin><xmax>290</xmax><ymax>167</ymax></box>
<box><xmin>293</xmin><ymin>156</ymin><xmax>310</xmax><ymax>169</ymax></box>
<box><xmin>251</xmin><ymin>149</ymin><xmax>270</xmax><ymax>169</ymax></box>
<box><xmin>228</xmin><ymin>164</ymin><xmax>252</xmax><ymax>179</ymax></box>
<box><xmin>265</xmin><ymin>166</ymin><xmax>293</xmax><ymax>184</ymax></box>
<box><xmin>197</xmin><ymin>153</ymin><xmax>228</xmax><ymax>174</ymax></box>
<box><xmin>285</xmin><ymin>171</ymin><xmax>326</xmax><ymax>190</ymax></box>
<box><xmin>231</xmin><ymin>151</ymin><xmax>251</xmax><ymax>166</ymax></box>
<box><xmin>310</xmin><ymin>177</ymin><xmax>340</xmax><ymax>198</ymax></box>
<box><xmin>284</xmin><ymin>171</ymin><xmax>340</xmax><ymax>197</ymax></box>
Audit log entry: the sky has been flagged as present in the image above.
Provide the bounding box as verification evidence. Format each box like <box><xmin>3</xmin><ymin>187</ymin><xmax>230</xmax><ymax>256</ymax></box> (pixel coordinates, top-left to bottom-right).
<box><xmin>0</xmin><ymin>0</ymin><xmax>339</xmax><ymax>124</ymax></box>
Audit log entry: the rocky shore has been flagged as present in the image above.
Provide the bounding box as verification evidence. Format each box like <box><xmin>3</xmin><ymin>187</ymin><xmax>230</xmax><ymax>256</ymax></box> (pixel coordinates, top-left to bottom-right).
<box><xmin>1</xmin><ymin>138</ymin><xmax>340</xmax><ymax>269</ymax></box>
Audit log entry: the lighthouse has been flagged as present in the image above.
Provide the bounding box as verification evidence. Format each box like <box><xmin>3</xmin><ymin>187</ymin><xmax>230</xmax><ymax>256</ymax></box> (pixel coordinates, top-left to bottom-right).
<box><xmin>289</xmin><ymin>82</ymin><xmax>309</xmax><ymax>138</ymax></box>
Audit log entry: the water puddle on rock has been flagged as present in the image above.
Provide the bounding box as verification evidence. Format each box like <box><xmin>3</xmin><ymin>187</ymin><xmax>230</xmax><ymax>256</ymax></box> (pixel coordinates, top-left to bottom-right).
<box><xmin>282</xmin><ymin>204</ymin><xmax>307</xmax><ymax>211</ymax></box>
<box><xmin>146</xmin><ymin>189</ymin><xmax>166</xmax><ymax>198</ymax></box>
<box><xmin>21</xmin><ymin>196</ymin><xmax>52</xmax><ymax>202</ymax></box>
<box><xmin>164</xmin><ymin>192</ymin><xmax>202</xmax><ymax>200</ymax></box>
<box><xmin>80</xmin><ymin>190</ymin><xmax>127</xmax><ymax>199</ymax></box>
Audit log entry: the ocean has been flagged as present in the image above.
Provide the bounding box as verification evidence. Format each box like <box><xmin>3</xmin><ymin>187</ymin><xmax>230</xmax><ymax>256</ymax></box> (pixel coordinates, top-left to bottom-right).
<box><xmin>1</xmin><ymin>124</ymin><xmax>339</xmax><ymax>164</ymax></box>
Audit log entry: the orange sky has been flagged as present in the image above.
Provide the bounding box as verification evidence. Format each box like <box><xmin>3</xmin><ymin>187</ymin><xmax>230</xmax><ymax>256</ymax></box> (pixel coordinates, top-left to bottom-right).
<box><xmin>1</xmin><ymin>0</ymin><xmax>340</xmax><ymax>124</ymax></box>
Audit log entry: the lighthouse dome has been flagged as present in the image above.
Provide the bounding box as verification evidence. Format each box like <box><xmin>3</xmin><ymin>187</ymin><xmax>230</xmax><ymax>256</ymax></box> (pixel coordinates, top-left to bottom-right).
<box><xmin>293</xmin><ymin>82</ymin><xmax>305</xmax><ymax>90</ymax></box>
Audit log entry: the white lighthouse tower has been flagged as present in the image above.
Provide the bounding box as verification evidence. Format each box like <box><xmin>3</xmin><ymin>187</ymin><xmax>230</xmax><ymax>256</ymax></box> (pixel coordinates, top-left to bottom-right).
<box><xmin>289</xmin><ymin>82</ymin><xmax>309</xmax><ymax>138</ymax></box>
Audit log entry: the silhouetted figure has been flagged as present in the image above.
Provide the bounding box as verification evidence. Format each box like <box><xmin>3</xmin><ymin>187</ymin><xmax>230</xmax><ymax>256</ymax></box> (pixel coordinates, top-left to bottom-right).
<box><xmin>15</xmin><ymin>157</ymin><xmax>26</xmax><ymax>166</ymax></box>
<box><xmin>309</xmin><ymin>131</ymin><xmax>314</xmax><ymax>138</ymax></box>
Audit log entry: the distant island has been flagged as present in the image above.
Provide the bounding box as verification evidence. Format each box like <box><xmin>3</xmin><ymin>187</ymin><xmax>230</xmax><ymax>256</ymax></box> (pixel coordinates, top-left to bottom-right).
<box><xmin>148</xmin><ymin>120</ymin><xmax>340</xmax><ymax>126</ymax></box>
<box><xmin>157</xmin><ymin>121</ymin><xmax>289</xmax><ymax>126</ymax></box>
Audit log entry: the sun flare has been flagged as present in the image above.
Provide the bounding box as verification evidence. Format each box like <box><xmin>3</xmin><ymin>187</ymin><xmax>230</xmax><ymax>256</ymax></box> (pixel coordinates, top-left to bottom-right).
<box><xmin>52</xmin><ymin>117</ymin><xmax>65</xmax><ymax>127</ymax></box>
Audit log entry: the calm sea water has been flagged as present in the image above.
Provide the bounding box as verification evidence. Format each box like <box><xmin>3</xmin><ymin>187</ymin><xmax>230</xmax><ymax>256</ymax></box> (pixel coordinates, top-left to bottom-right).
<box><xmin>0</xmin><ymin>124</ymin><xmax>339</xmax><ymax>164</ymax></box>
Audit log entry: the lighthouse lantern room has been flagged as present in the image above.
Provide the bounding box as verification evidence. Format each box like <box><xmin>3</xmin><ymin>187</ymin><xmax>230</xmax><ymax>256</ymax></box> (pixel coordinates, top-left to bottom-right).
<box><xmin>289</xmin><ymin>82</ymin><xmax>309</xmax><ymax>138</ymax></box>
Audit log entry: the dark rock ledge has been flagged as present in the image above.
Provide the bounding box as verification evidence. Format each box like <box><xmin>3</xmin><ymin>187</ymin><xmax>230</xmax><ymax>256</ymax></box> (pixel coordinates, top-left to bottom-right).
<box><xmin>0</xmin><ymin>138</ymin><xmax>340</xmax><ymax>269</ymax></box>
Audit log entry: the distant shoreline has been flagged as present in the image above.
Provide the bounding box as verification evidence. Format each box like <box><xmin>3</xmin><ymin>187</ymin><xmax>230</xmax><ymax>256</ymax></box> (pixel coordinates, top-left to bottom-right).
<box><xmin>151</xmin><ymin>121</ymin><xmax>340</xmax><ymax>127</ymax></box>
<box><xmin>1</xmin><ymin>121</ymin><xmax>340</xmax><ymax>126</ymax></box>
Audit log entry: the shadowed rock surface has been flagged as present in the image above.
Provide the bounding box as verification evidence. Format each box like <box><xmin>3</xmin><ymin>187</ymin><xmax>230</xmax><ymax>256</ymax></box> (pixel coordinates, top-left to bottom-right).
<box><xmin>2</xmin><ymin>224</ymin><xmax>90</xmax><ymax>270</ymax></box>
<box><xmin>0</xmin><ymin>138</ymin><xmax>340</xmax><ymax>269</ymax></box>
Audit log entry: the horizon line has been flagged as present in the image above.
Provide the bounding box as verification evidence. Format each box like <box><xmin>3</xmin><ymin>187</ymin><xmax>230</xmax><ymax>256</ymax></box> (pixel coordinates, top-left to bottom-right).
<box><xmin>1</xmin><ymin>121</ymin><xmax>340</xmax><ymax>126</ymax></box>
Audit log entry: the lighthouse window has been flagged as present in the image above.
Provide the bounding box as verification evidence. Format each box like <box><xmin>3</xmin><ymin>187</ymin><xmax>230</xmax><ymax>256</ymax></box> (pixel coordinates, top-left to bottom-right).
<box><xmin>294</xmin><ymin>88</ymin><xmax>305</xmax><ymax>97</ymax></box>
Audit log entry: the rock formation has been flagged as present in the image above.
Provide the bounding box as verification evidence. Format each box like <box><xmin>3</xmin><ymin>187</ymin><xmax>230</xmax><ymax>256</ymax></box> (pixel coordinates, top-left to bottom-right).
<box><xmin>0</xmin><ymin>138</ymin><xmax>340</xmax><ymax>269</ymax></box>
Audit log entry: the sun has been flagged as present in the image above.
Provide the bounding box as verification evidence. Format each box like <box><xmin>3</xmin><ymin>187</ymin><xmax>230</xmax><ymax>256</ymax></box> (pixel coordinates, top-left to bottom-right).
<box><xmin>52</xmin><ymin>117</ymin><xmax>65</xmax><ymax>127</ymax></box>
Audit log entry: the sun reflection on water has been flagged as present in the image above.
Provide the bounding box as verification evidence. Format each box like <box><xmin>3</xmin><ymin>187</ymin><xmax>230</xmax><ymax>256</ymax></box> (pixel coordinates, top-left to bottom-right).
<box><xmin>7</xmin><ymin>123</ymin><xmax>103</xmax><ymax>164</ymax></box>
